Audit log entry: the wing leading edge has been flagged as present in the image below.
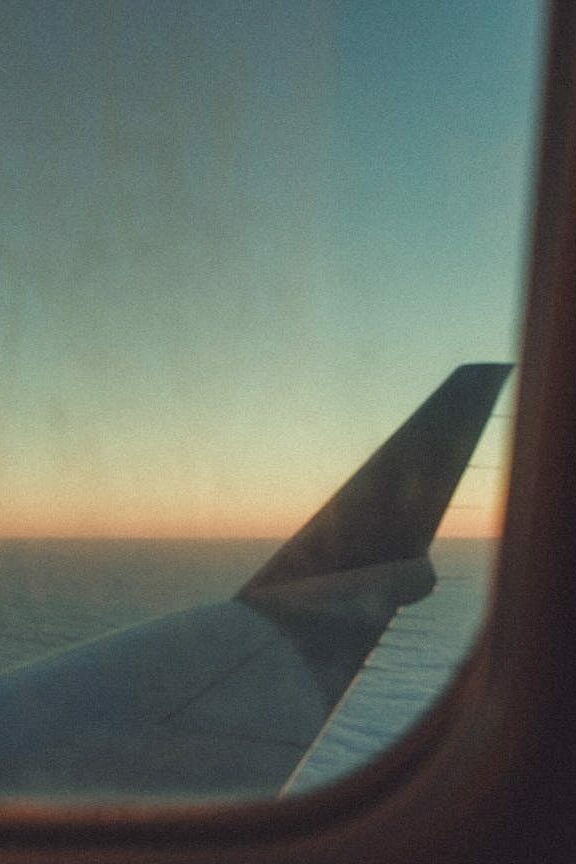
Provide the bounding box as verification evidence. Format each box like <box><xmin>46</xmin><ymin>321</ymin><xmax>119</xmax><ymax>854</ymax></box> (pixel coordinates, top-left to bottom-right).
<box><xmin>0</xmin><ymin>364</ymin><xmax>511</xmax><ymax>799</ymax></box>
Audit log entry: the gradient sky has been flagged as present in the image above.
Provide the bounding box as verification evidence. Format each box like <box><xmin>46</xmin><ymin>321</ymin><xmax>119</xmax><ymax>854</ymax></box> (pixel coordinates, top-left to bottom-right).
<box><xmin>1</xmin><ymin>0</ymin><xmax>543</xmax><ymax>538</ymax></box>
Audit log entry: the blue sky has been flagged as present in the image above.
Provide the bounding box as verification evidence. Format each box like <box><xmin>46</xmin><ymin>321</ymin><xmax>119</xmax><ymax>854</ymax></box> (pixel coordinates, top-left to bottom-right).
<box><xmin>0</xmin><ymin>0</ymin><xmax>543</xmax><ymax>536</ymax></box>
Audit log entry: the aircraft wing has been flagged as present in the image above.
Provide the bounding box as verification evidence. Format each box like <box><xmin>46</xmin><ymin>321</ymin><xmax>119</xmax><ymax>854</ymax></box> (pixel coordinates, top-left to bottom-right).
<box><xmin>0</xmin><ymin>364</ymin><xmax>511</xmax><ymax>800</ymax></box>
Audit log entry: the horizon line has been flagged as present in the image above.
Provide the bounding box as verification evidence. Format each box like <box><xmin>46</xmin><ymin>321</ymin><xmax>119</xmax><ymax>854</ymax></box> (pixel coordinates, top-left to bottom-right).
<box><xmin>0</xmin><ymin>532</ymin><xmax>502</xmax><ymax>541</ymax></box>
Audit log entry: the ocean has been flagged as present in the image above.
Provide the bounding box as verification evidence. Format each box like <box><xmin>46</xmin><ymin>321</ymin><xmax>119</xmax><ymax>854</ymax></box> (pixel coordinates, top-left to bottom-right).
<box><xmin>0</xmin><ymin>536</ymin><xmax>497</xmax><ymax>796</ymax></box>
<box><xmin>0</xmin><ymin>538</ymin><xmax>280</xmax><ymax>672</ymax></box>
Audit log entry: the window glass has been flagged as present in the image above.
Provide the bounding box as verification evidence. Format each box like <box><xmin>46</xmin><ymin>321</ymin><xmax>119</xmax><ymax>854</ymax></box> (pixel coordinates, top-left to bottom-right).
<box><xmin>0</xmin><ymin>0</ymin><xmax>542</xmax><ymax>801</ymax></box>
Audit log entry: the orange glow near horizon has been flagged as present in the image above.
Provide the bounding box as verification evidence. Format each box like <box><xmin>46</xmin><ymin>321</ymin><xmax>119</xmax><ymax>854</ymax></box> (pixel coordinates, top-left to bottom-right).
<box><xmin>0</xmin><ymin>418</ymin><xmax>513</xmax><ymax>542</ymax></box>
<box><xmin>0</xmin><ymin>492</ymin><xmax>508</xmax><ymax>540</ymax></box>
<box><xmin>436</xmin><ymin>473</ymin><xmax>509</xmax><ymax>539</ymax></box>
<box><xmin>436</xmin><ymin>508</ymin><xmax>505</xmax><ymax>540</ymax></box>
<box><xmin>0</xmin><ymin>502</ymin><xmax>309</xmax><ymax>541</ymax></box>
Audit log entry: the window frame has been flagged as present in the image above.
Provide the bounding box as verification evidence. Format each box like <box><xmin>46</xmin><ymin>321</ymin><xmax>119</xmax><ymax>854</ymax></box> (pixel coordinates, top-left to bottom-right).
<box><xmin>2</xmin><ymin>1</ymin><xmax>575</xmax><ymax>860</ymax></box>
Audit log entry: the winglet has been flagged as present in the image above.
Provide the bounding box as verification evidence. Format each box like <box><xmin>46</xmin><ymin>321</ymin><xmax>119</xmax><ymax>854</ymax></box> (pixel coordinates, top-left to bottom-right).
<box><xmin>240</xmin><ymin>363</ymin><xmax>512</xmax><ymax>596</ymax></box>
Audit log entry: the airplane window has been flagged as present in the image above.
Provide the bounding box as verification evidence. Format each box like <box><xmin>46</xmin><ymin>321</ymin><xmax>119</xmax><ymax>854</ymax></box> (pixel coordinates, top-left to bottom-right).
<box><xmin>0</xmin><ymin>0</ymin><xmax>542</xmax><ymax>802</ymax></box>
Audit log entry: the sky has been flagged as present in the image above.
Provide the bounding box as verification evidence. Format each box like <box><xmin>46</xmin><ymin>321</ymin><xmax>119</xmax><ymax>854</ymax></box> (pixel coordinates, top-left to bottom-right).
<box><xmin>1</xmin><ymin>0</ymin><xmax>543</xmax><ymax>538</ymax></box>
